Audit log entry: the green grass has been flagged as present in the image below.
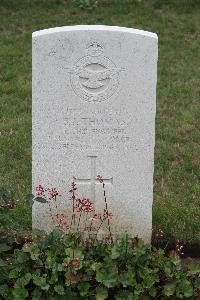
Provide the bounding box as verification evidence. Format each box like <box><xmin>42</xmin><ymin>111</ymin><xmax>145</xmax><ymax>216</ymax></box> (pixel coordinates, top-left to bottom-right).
<box><xmin>0</xmin><ymin>0</ymin><xmax>199</xmax><ymax>246</ymax></box>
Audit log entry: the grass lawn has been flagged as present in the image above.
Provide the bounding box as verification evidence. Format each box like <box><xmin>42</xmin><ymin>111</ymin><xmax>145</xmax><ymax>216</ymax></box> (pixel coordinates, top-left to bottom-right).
<box><xmin>0</xmin><ymin>0</ymin><xmax>199</xmax><ymax>247</ymax></box>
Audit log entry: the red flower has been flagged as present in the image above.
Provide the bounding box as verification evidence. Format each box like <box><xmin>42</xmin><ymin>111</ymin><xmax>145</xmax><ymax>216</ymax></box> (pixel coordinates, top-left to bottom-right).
<box><xmin>93</xmin><ymin>213</ymin><xmax>101</xmax><ymax>220</ymax></box>
<box><xmin>63</xmin><ymin>263</ymin><xmax>69</xmax><ymax>267</ymax></box>
<box><xmin>35</xmin><ymin>185</ymin><xmax>45</xmax><ymax>197</ymax></box>
<box><xmin>63</xmin><ymin>257</ymin><xmax>80</xmax><ymax>269</ymax></box>
<box><xmin>74</xmin><ymin>264</ymin><xmax>80</xmax><ymax>269</ymax></box>
<box><xmin>69</xmin><ymin>182</ymin><xmax>77</xmax><ymax>193</ymax></box>
<box><xmin>96</xmin><ymin>175</ymin><xmax>103</xmax><ymax>183</ymax></box>
<box><xmin>76</xmin><ymin>197</ymin><xmax>94</xmax><ymax>213</ymax></box>
<box><xmin>72</xmin><ymin>257</ymin><xmax>80</xmax><ymax>261</ymax></box>
<box><xmin>47</xmin><ymin>188</ymin><xmax>61</xmax><ymax>200</ymax></box>
<box><xmin>107</xmin><ymin>212</ymin><xmax>113</xmax><ymax>220</ymax></box>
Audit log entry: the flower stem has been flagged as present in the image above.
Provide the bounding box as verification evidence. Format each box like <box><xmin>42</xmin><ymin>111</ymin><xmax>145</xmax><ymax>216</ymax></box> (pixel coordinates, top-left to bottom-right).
<box><xmin>77</xmin><ymin>211</ymin><xmax>82</xmax><ymax>232</ymax></box>
<box><xmin>94</xmin><ymin>219</ymin><xmax>104</xmax><ymax>241</ymax></box>
<box><xmin>102</xmin><ymin>182</ymin><xmax>113</xmax><ymax>245</ymax></box>
<box><xmin>69</xmin><ymin>182</ymin><xmax>76</xmax><ymax>232</ymax></box>
<box><xmin>48</xmin><ymin>201</ymin><xmax>55</xmax><ymax>225</ymax></box>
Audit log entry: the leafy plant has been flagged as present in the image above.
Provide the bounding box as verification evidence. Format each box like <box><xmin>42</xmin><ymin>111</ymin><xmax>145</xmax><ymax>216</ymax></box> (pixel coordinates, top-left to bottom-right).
<box><xmin>0</xmin><ymin>230</ymin><xmax>199</xmax><ymax>299</ymax></box>
<box><xmin>1</xmin><ymin>182</ymin><xmax>199</xmax><ymax>299</ymax></box>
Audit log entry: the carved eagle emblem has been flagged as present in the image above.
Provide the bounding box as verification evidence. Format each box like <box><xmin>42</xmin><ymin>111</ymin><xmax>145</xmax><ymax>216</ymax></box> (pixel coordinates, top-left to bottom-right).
<box><xmin>76</xmin><ymin>67</ymin><xmax>121</xmax><ymax>89</ymax></box>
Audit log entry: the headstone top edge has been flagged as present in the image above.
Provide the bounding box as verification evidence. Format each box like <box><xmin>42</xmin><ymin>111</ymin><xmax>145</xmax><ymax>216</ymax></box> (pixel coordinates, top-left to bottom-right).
<box><xmin>32</xmin><ymin>25</ymin><xmax>158</xmax><ymax>39</ymax></box>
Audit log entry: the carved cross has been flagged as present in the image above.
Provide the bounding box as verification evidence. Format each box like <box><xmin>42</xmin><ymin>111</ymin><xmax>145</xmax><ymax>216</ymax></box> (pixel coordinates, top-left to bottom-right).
<box><xmin>73</xmin><ymin>156</ymin><xmax>113</xmax><ymax>207</ymax></box>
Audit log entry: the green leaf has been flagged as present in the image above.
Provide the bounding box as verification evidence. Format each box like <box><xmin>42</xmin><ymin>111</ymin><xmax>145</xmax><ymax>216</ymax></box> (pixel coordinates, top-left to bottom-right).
<box><xmin>49</xmin><ymin>272</ymin><xmax>59</xmax><ymax>284</ymax></box>
<box><xmin>115</xmin><ymin>291</ymin><xmax>132</xmax><ymax>300</ymax></box>
<box><xmin>24</xmin><ymin>273</ymin><xmax>32</xmax><ymax>283</ymax></box>
<box><xmin>26</xmin><ymin>194</ymin><xmax>35</xmax><ymax>207</ymax></box>
<box><xmin>54</xmin><ymin>284</ymin><xmax>65</xmax><ymax>295</ymax></box>
<box><xmin>181</xmin><ymin>279</ymin><xmax>193</xmax><ymax>298</ymax></box>
<box><xmin>138</xmin><ymin>266</ymin><xmax>150</xmax><ymax>279</ymax></box>
<box><xmin>64</xmin><ymin>288</ymin><xmax>79</xmax><ymax>300</ymax></box>
<box><xmin>164</xmin><ymin>263</ymin><xmax>173</xmax><ymax>278</ymax></box>
<box><xmin>96</xmin><ymin>268</ymin><xmax>118</xmax><ymax>288</ymax></box>
<box><xmin>111</xmin><ymin>245</ymin><xmax>121</xmax><ymax>259</ymax></box>
<box><xmin>0</xmin><ymin>284</ymin><xmax>9</xmax><ymax>298</ymax></box>
<box><xmin>0</xmin><ymin>243</ymin><xmax>11</xmax><ymax>253</ymax></box>
<box><xmin>15</xmin><ymin>249</ymin><xmax>29</xmax><ymax>263</ymax></box>
<box><xmin>35</xmin><ymin>197</ymin><xmax>47</xmax><ymax>203</ymax></box>
<box><xmin>188</xmin><ymin>263</ymin><xmax>200</xmax><ymax>275</ymax></box>
<box><xmin>73</xmin><ymin>248</ymin><xmax>84</xmax><ymax>259</ymax></box>
<box><xmin>143</xmin><ymin>274</ymin><xmax>156</xmax><ymax>289</ymax></box>
<box><xmin>96</xmin><ymin>287</ymin><xmax>108</xmax><ymax>300</ymax></box>
<box><xmin>13</xmin><ymin>275</ymin><xmax>32</xmax><ymax>288</ymax></box>
<box><xmin>163</xmin><ymin>281</ymin><xmax>176</xmax><ymax>297</ymax></box>
<box><xmin>24</xmin><ymin>244</ymin><xmax>41</xmax><ymax>260</ymax></box>
<box><xmin>12</xmin><ymin>287</ymin><xmax>28</xmax><ymax>300</ymax></box>
<box><xmin>9</xmin><ymin>266</ymin><xmax>22</xmax><ymax>279</ymax></box>
<box><xmin>149</xmin><ymin>286</ymin><xmax>157</xmax><ymax>298</ymax></box>
<box><xmin>127</xmin><ymin>293</ymin><xmax>138</xmax><ymax>300</ymax></box>
<box><xmin>118</xmin><ymin>269</ymin><xmax>136</xmax><ymax>287</ymax></box>
<box><xmin>132</xmin><ymin>283</ymin><xmax>144</xmax><ymax>298</ymax></box>
<box><xmin>54</xmin><ymin>262</ymin><xmax>63</xmax><ymax>272</ymax></box>
<box><xmin>194</xmin><ymin>279</ymin><xmax>200</xmax><ymax>291</ymax></box>
<box><xmin>33</xmin><ymin>274</ymin><xmax>50</xmax><ymax>291</ymax></box>
<box><xmin>32</xmin><ymin>288</ymin><xmax>42</xmax><ymax>300</ymax></box>
<box><xmin>0</xmin><ymin>258</ymin><xmax>6</xmax><ymax>267</ymax></box>
<box><xmin>45</xmin><ymin>254</ymin><xmax>54</xmax><ymax>268</ymax></box>
<box><xmin>77</xmin><ymin>281</ymin><xmax>90</xmax><ymax>297</ymax></box>
<box><xmin>91</xmin><ymin>262</ymin><xmax>102</xmax><ymax>271</ymax></box>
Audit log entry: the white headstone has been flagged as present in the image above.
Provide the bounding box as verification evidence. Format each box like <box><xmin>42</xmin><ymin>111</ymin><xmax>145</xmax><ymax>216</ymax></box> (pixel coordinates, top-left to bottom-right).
<box><xmin>32</xmin><ymin>25</ymin><xmax>158</xmax><ymax>242</ymax></box>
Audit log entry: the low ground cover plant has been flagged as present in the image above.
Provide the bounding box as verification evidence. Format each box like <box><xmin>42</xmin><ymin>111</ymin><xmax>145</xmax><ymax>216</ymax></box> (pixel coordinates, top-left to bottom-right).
<box><xmin>0</xmin><ymin>229</ymin><xmax>200</xmax><ymax>299</ymax></box>
<box><xmin>1</xmin><ymin>0</ymin><xmax>199</xmax><ymax>249</ymax></box>
<box><xmin>0</xmin><ymin>180</ymin><xmax>200</xmax><ymax>299</ymax></box>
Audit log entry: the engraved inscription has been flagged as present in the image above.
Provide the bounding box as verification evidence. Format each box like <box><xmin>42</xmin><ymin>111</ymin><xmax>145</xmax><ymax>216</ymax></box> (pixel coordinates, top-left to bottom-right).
<box><xmin>62</xmin><ymin>106</ymin><xmax>132</xmax><ymax>151</ymax></box>
<box><xmin>70</xmin><ymin>42</ymin><xmax>122</xmax><ymax>102</ymax></box>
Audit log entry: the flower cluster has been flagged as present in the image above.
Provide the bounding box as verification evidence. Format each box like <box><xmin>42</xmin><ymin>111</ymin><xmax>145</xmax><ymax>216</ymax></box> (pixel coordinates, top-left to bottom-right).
<box><xmin>35</xmin><ymin>180</ymin><xmax>113</xmax><ymax>243</ymax></box>
<box><xmin>35</xmin><ymin>185</ymin><xmax>45</xmax><ymax>197</ymax></box>
<box><xmin>76</xmin><ymin>197</ymin><xmax>94</xmax><ymax>213</ymax></box>
<box><xmin>63</xmin><ymin>257</ymin><xmax>80</xmax><ymax>269</ymax></box>
<box><xmin>92</xmin><ymin>211</ymin><xmax>112</xmax><ymax>221</ymax></box>
<box><xmin>175</xmin><ymin>240</ymin><xmax>184</xmax><ymax>256</ymax></box>
<box><xmin>23</xmin><ymin>242</ymin><xmax>32</xmax><ymax>249</ymax></box>
<box><xmin>47</xmin><ymin>188</ymin><xmax>60</xmax><ymax>200</ymax></box>
<box><xmin>5</xmin><ymin>199</ymin><xmax>19</xmax><ymax>209</ymax></box>
<box><xmin>93</xmin><ymin>213</ymin><xmax>102</xmax><ymax>220</ymax></box>
<box><xmin>107</xmin><ymin>212</ymin><xmax>113</xmax><ymax>220</ymax></box>
<box><xmin>96</xmin><ymin>175</ymin><xmax>103</xmax><ymax>183</ymax></box>
<box><xmin>152</xmin><ymin>225</ymin><xmax>164</xmax><ymax>238</ymax></box>
<box><xmin>35</xmin><ymin>185</ymin><xmax>61</xmax><ymax>201</ymax></box>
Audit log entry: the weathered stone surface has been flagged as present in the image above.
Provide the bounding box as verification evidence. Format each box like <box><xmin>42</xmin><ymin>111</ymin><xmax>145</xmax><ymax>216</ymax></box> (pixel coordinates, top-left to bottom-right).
<box><xmin>32</xmin><ymin>25</ymin><xmax>158</xmax><ymax>242</ymax></box>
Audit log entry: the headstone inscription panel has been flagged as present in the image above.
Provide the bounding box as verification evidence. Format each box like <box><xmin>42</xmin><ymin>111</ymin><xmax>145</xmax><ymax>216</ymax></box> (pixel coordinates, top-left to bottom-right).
<box><xmin>32</xmin><ymin>25</ymin><xmax>158</xmax><ymax>242</ymax></box>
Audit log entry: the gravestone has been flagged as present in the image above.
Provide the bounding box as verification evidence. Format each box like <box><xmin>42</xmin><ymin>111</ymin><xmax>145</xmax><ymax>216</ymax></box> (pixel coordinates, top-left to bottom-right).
<box><xmin>32</xmin><ymin>25</ymin><xmax>158</xmax><ymax>242</ymax></box>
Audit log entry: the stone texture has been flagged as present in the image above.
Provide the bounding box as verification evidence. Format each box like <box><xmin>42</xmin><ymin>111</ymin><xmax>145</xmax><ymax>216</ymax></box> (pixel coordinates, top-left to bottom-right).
<box><xmin>32</xmin><ymin>25</ymin><xmax>158</xmax><ymax>242</ymax></box>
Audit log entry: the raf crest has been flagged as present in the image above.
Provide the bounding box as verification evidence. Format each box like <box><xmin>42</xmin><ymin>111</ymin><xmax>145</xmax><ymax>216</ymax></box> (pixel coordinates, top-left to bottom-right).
<box><xmin>70</xmin><ymin>42</ymin><xmax>122</xmax><ymax>102</ymax></box>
